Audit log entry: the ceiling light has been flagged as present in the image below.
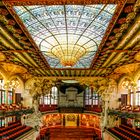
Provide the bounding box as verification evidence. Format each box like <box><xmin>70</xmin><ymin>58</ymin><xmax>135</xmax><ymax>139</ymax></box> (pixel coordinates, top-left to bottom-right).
<box><xmin>52</xmin><ymin>45</ymin><xmax>86</xmax><ymax>67</ymax></box>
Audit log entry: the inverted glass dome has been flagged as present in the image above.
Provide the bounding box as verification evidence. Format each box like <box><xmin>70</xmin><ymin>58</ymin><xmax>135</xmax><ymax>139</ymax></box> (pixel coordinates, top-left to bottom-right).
<box><xmin>14</xmin><ymin>5</ymin><xmax>116</xmax><ymax>68</ymax></box>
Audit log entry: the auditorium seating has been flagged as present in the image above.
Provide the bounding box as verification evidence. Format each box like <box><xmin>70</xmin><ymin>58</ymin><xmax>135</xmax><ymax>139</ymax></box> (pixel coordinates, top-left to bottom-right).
<box><xmin>85</xmin><ymin>105</ymin><xmax>102</xmax><ymax>113</ymax></box>
<box><xmin>0</xmin><ymin>104</ymin><xmax>28</xmax><ymax>112</ymax></box>
<box><xmin>0</xmin><ymin>122</ymin><xmax>21</xmax><ymax>133</ymax></box>
<box><xmin>39</xmin><ymin>105</ymin><xmax>57</xmax><ymax>112</ymax></box>
<box><xmin>119</xmin><ymin>105</ymin><xmax>140</xmax><ymax>112</ymax></box>
<box><xmin>120</xmin><ymin>124</ymin><xmax>140</xmax><ymax>136</ymax></box>
<box><xmin>0</xmin><ymin>121</ymin><xmax>32</xmax><ymax>140</ymax></box>
<box><xmin>108</xmin><ymin>124</ymin><xmax>140</xmax><ymax>140</ymax></box>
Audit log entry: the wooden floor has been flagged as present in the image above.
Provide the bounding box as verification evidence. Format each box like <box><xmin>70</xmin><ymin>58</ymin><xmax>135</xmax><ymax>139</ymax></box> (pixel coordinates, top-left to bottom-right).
<box><xmin>49</xmin><ymin>127</ymin><xmax>96</xmax><ymax>140</ymax></box>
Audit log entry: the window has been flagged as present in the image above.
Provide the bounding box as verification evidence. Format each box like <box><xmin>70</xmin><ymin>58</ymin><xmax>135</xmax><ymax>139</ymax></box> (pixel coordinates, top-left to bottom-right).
<box><xmin>136</xmin><ymin>80</ymin><xmax>140</xmax><ymax>105</ymax></box>
<box><xmin>85</xmin><ymin>87</ymin><xmax>99</xmax><ymax>105</ymax></box>
<box><xmin>8</xmin><ymin>91</ymin><xmax>13</xmax><ymax>104</ymax></box>
<box><xmin>136</xmin><ymin>92</ymin><xmax>140</xmax><ymax>106</ymax></box>
<box><xmin>1</xmin><ymin>90</ymin><xmax>6</xmax><ymax>104</ymax></box>
<box><xmin>40</xmin><ymin>86</ymin><xmax>58</xmax><ymax>105</ymax></box>
<box><xmin>92</xmin><ymin>94</ymin><xmax>99</xmax><ymax>105</ymax></box>
<box><xmin>129</xmin><ymin>79</ymin><xmax>140</xmax><ymax>106</ymax></box>
<box><xmin>0</xmin><ymin>79</ymin><xmax>13</xmax><ymax>105</ymax></box>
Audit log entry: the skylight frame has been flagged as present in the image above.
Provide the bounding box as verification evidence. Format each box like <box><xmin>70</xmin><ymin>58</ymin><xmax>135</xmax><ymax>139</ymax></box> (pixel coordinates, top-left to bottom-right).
<box><xmin>14</xmin><ymin>4</ymin><xmax>116</xmax><ymax>68</ymax></box>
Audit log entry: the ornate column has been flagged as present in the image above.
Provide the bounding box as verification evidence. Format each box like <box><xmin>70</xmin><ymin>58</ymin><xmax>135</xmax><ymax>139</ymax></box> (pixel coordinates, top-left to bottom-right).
<box><xmin>132</xmin><ymin>81</ymin><xmax>137</xmax><ymax>108</ymax></box>
<box><xmin>101</xmin><ymin>92</ymin><xmax>112</xmax><ymax>128</ymax></box>
<box><xmin>12</xmin><ymin>89</ymin><xmax>16</xmax><ymax>104</ymax></box>
<box><xmin>100</xmin><ymin>83</ymin><xmax>115</xmax><ymax>140</ymax></box>
<box><xmin>127</xmin><ymin>89</ymin><xmax>131</xmax><ymax>105</ymax></box>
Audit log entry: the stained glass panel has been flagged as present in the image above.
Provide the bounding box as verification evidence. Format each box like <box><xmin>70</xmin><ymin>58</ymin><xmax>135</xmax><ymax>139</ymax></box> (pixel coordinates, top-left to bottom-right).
<box><xmin>14</xmin><ymin>5</ymin><xmax>116</xmax><ymax>68</ymax></box>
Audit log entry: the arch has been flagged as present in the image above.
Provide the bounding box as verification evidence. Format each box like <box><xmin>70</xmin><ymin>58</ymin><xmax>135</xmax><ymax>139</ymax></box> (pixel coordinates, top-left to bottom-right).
<box><xmin>8</xmin><ymin>74</ymin><xmax>24</xmax><ymax>93</ymax></box>
<box><xmin>0</xmin><ymin>65</ymin><xmax>9</xmax><ymax>81</ymax></box>
<box><xmin>25</xmin><ymin>77</ymin><xmax>36</xmax><ymax>90</ymax></box>
<box><xmin>118</xmin><ymin>74</ymin><xmax>134</xmax><ymax>89</ymax></box>
<box><xmin>133</xmin><ymin>69</ymin><xmax>140</xmax><ymax>82</ymax></box>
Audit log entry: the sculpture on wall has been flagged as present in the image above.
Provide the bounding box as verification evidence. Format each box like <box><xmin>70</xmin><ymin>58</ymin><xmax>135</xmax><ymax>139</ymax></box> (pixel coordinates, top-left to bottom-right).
<box><xmin>29</xmin><ymin>79</ymin><xmax>53</xmax><ymax>96</ymax></box>
<box><xmin>22</xmin><ymin>78</ymin><xmax>55</xmax><ymax>133</ymax></box>
<box><xmin>21</xmin><ymin>98</ymin><xmax>43</xmax><ymax>133</ymax></box>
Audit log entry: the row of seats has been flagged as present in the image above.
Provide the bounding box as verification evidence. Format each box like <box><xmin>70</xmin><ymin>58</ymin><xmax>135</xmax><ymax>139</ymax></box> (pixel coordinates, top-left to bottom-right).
<box><xmin>85</xmin><ymin>105</ymin><xmax>102</xmax><ymax>113</ymax></box>
<box><xmin>0</xmin><ymin>122</ymin><xmax>21</xmax><ymax>133</ymax></box>
<box><xmin>119</xmin><ymin>105</ymin><xmax>140</xmax><ymax>112</ymax></box>
<box><xmin>120</xmin><ymin>124</ymin><xmax>140</xmax><ymax>136</ymax></box>
<box><xmin>0</xmin><ymin>125</ymin><xmax>26</xmax><ymax>138</ymax></box>
<box><xmin>39</xmin><ymin>105</ymin><xmax>102</xmax><ymax>113</ymax></box>
<box><xmin>108</xmin><ymin>124</ymin><xmax>140</xmax><ymax>140</ymax></box>
<box><xmin>8</xmin><ymin>120</ymin><xmax>20</xmax><ymax>126</ymax></box>
<box><xmin>2</xmin><ymin>126</ymin><xmax>32</xmax><ymax>140</ymax></box>
<box><xmin>114</xmin><ymin>127</ymin><xmax>140</xmax><ymax>140</ymax></box>
<box><xmin>39</xmin><ymin>105</ymin><xmax>57</xmax><ymax>112</ymax></box>
<box><xmin>0</xmin><ymin>104</ymin><xmax>28</xmax><ymax>111</ymax></box>
<box><xmin>0</xmin><ymin>121</ymin><xmax>32</xmax><ymax>140</ymax></box>
<box><xmin>108</xmin><ymin>128</ymin><xmax>131</xmax><ymax>140</ymax></box>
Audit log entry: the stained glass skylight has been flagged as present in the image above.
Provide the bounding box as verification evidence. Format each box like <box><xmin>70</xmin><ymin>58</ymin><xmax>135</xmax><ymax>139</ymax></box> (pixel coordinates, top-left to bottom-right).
<box><xmin>14</xmin><ymin>5</ymin><xmax>116</xmax><ymax>68</ymax></box>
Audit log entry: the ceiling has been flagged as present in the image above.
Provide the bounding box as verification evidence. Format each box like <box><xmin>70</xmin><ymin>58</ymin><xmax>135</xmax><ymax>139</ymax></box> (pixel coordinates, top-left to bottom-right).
<box><xmin>0</xmin><ymin>0</ymin><xmax>140</xmax><ymax>80</ymax></box>
<box><xmin>13</xmin><ymin>5</ymin><xmax>116</xmax><ymax>68</ymax></box>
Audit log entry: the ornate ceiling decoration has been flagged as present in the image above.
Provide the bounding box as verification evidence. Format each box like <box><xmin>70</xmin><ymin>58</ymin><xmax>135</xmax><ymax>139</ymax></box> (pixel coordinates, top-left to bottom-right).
<box><xmin>134</xmin><ymin>51</ymin><xmax>140</xmax><ymax>61</ymax></box>
<box><xmin>0</xmin><ymin>52</ymin><xmax>6</xmax><ymax>61</ymax></box>
<box><xmin>0</xmin><ymin>0</ymin><xmax>139</xmax><ymax>80</ymax></box>
<box><xmin>114</xmin><ymin>63</ymin><xmax>140</xmax><ymax>74</ymax></box>
<box><xmin>2</xmin><ymin>0</ymin><xmax>136</xmax><ymax>6</ymax></box>
<box><xmin>13</xmin><ymin>5</ymin><xmax>116</xmax><ymax>68</ymax></box>
<box><xmin>0</xmin><ymin>62</ymin><xmax>27</xmax><ymax>75</ymax></box>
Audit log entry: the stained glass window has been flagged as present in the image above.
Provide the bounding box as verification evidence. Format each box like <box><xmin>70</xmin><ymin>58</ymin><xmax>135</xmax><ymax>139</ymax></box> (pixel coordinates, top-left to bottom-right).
<box><xmin>85</xmin><ymin>87</ymin><xmax>99</xmax><ymax>105</ymax></box>
<box><xmin>40</xmin><ymin>86</ymin><xmax>58</xmax><ymax>105</ymax></box>
<box><xmin>8</xmin><ymin>91</ymin><xmax>13</xmax><ymax>104</ymax></box>
<box><xmin>1</xmin><ymin>91</ymin><xmax>6</xmax><ymax>104</ymax></box>
<box><xmin>136</xmin><ymin>80</ymin><xmax>140</xmax><ymax>106</ymax></box>
<box><xmin>14</xmin><ymin>5</ymin><xmax>116</xmax><ymax>68</ymax></box>
<box><xmin>0</xmin><ymin>79</ymin><xmax>13</xmax><ymax>105</ymax></box>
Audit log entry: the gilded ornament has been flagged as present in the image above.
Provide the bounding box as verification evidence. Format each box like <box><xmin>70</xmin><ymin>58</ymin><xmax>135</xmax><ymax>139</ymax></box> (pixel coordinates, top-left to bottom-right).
<box><xmin>13</xmin><ymin>33</ymin><xmax>21</xmax><ymax>38</ymax></box>
<box><xmin>0</xmin><ymin>9</ymin><xmax>8</xmax><ymax>15</ymax></box>
<box><xmin>115</xmin><ymin>32</ymin><xmax>122</xmax><ymax>39</ymax></box>
<box><xmin>124</xmin><ymin>5</ymin><xmax>134</xmax><ymax>13</ymax></box>
<box><xmin>134</xmin><ymin>0</ymin><xmax>140</xmax><ymax>13</ymax></box>
<box><xmin>6</xmin><ymin>25</ymin><xmax>16</xmax><ymax>33</ymax></box>
<box><xmin>120</xmin><ymin>23</ymin><xmax>129</xmax><ymax>32</ymax></box>
<box><xmin>134</xmin><ymin>51</ymin><xmax>140</xmax><ymax>61</ymax></box>
<box><xmin>0</xmin><ymin>52</ymin><xmax>6</xmax><ymax>61</ymax></box>
<box><xmin>8</xmin><ymin>19</ymin><xmax>16</xmax><ymax>25</ymax></box>
<box><xmin>0</xmin><ymin>15</ymin><xmax>5</xmax><ymax>22</ymax></box>
<box><xmin>111</xmin><ymin>40</ymin><xmax>118</xmax><ymax>44</ymax></box>
<box><xmin>113</xmin><ymin>28</ymin><xmax>120</xmax><ymax>33</ymax></box>
<box><xmin>126</xmin><ymin>12</ymin><xmax>136</xmax><ymax>23</ymax></box>
<box><xmin>118</xmin><ymin>18</ymin><xmax>126</xmax><ymax>24</ymax></box>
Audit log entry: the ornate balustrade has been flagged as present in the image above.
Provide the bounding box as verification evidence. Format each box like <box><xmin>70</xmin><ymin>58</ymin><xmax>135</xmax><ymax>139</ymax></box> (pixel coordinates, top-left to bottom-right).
<box><xmin>0</xmin><ymin>108</ymin><xmax>34</xmax><ymax>117</ymax></box>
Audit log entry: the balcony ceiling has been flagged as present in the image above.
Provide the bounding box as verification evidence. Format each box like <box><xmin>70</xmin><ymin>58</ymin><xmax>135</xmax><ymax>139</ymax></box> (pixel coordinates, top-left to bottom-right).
<box><xmin>0</xmin><ymin>0</ymin><xmax>139</xmax><ymax>80</ymax></box>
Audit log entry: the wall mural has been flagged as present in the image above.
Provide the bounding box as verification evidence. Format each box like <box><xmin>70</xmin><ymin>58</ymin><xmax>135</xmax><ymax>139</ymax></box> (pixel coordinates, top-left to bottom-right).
<box><xmin>42</xmin><ymin>113</ymin><xmax>100</xmax><ymax>129</ymax></box>
<box><xmin>80</xmin><ymin>114</ymin><xmax>100</xmax><ymax>129</ymax></box>
<box><xmin>42</xmin><ymin>114</ymin><xmax>62</xmax><ymax>127</ymax></box>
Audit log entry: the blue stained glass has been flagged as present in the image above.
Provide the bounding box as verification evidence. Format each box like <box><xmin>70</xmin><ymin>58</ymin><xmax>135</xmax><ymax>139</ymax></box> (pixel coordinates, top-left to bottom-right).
<box><xmin>14</xmin><ymin>4</ymin><xmax>116</xmax><ymax>68</ymax></box>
